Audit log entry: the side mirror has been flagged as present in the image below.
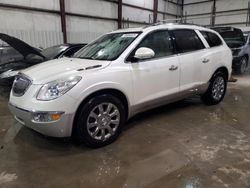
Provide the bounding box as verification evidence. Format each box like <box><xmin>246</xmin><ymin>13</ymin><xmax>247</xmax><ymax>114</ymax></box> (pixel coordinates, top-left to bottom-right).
<box><xmin>134</xmin><ymin>47</ymin><xmax>155</xmax><ymax>60</ymax></box>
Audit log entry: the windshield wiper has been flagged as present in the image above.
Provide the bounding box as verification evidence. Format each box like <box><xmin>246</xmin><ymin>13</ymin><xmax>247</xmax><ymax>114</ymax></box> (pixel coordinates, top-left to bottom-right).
<box><xmin>78</xmin><ymin>57</ymin><xmax>95</xmax><ymax>60</ymax></box>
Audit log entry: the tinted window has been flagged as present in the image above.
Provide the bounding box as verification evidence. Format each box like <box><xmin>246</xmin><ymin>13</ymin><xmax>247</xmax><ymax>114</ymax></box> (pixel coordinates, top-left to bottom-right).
<box><xmin>172</xmin><ymin>30</ymin><xmax>204</xmax><ymax>53</ymax></box>
<box><xmin>201</xmin><ymin>31</ymin><xmax>222</xmax><ymax>47</ymax></box>
<box><xmin>135</xmin><ymin>30</ymin><xmax>174</xmax><ymax>59</ymax></box>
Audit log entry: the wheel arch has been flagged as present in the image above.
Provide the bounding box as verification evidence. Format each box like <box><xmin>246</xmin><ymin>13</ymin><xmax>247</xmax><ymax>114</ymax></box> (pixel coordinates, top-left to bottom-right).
<box><xmin>213</xmin><ymin>66</ymin><xmax>229</xmax><ymax>80</ymax></box>
<box><xmin>72</xmin><ymin>88</ymin><xmax>129</xmax><ymax>134</ymax></box>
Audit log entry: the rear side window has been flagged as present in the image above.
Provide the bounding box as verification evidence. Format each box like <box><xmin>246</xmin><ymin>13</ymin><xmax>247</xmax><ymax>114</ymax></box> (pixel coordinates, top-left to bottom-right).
<box><xmin>201</xmin><ymin>31</ymin><xmax>222</xmax><ymax>47</ymax></box>
<box><xmin>172</xmin><ymin>29</ymin><xmax>205</xmax><ymax>53</ymax></box>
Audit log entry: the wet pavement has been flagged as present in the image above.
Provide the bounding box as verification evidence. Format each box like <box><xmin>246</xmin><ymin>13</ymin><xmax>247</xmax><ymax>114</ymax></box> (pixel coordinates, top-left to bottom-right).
<box><xmin>1</xmin><ymin>72</ymin><xmax>250</xmax><ymax>188</ymax></box>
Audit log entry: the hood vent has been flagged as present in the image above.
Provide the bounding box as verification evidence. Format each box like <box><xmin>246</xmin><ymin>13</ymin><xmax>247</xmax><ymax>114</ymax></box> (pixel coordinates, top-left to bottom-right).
<box><xmin>85</xmin><ymin>65</ymin><xmax>102</xmax><ymax>70</ymax></box>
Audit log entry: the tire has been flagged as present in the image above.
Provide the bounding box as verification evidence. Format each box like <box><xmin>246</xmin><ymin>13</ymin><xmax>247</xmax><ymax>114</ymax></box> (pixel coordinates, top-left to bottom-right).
<box><xmin>235</xmin><ymin>56</ymin><xmax>248</xmax><ymax>74</ymax></box>
<box><xmin>73</xmin><ymin>94</ymin><xmax>126</xmax><ymax>148</ymax></box>
<box><xmin>201</xmin><ymin>71</ymin><xmax>227</xmax><ymax>105</ymax></box>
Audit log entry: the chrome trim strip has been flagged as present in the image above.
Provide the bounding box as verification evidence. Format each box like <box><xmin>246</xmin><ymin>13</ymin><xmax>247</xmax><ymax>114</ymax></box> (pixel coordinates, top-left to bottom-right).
<box><xmin>8</xmin><ymin>103</ymin><xmax>65</xmax><ymax>114</ymax></box>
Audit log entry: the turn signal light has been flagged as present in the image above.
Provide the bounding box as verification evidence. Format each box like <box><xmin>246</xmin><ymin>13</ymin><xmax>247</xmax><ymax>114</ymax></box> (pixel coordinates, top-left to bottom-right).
<box><xmin>51</xmin><ymin>114</ymin><xmax>62</xmax><ymax>121</ymax></box>
<box><xmin>32</xmin><ymin>112</ymin><xmax>64</xmax><ymax>122</ymax></box>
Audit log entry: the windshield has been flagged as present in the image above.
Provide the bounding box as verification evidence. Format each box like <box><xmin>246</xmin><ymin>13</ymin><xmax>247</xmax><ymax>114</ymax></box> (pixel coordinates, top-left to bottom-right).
<box><xmin>220</xmin><ymin>31</ymin><xmax>245</xmax><ymax>48</ymax></box>
<box><xmin>75</xmin><ymin>32</ymin><xmax>140</xmax><ymax>61</ymax></box>
<box><xmin>41</xmin><ymin>45</ymin><xmax>68</xmax><ymax>59</ymax></box>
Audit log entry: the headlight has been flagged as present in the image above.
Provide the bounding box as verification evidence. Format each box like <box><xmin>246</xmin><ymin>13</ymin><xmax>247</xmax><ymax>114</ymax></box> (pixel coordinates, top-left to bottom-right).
<box><xmin>37</xmin><ymin>76</ymin><xmax>82</xmax><ymax>101</ymax></box>
<box><xmin>0</xmin><ymin>70</ymin><xmax>19</xmax><ymax>79</ymax></box>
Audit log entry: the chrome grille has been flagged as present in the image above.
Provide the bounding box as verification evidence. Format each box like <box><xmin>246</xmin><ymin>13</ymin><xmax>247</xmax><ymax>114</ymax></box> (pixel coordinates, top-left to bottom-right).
<box><xmin>12</xmin><ymin>74</ymin><xmax>31</xmax><ymax>97</ymax></box>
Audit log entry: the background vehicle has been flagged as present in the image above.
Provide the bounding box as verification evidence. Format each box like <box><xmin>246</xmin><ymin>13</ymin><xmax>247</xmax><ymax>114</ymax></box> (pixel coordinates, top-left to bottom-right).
<box><xmin>243</xmin><ymin>31</ymin><xmax>250</xmax><ymax>44</ymax></box>
<box><xmin>0</xmin><ymin>46</ymin><xmax>24</xmax><ymax>64</ymax></box>
<box><xmin>40</xmin><ymin>43</ymin><xmax>86</xmax><ymax>60</ymax></box>
<box><xmin>8</xmin><ymin>24</ymin><xmax>232</xmax><ymax>148</ymax></box>
<box><xmin>0</xmin><ymin>33</ymin><xmax>86</xmax><ymax>85</ymax></box>
<box><xmin>213</xmin><ymin>27</ymin><xmax>250</xmax><ymax>74</ymax></box>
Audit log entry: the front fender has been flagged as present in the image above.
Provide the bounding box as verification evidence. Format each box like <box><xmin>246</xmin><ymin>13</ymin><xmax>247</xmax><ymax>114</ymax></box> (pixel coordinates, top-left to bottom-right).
<box><xmin>67</xmin><ymin>81</ymin><xmax>132</xmax><ymax>112</ymax></box>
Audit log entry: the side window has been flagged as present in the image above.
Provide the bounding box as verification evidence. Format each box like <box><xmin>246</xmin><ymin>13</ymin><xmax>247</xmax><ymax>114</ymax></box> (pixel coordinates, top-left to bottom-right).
<box><xmin>63</xmin><ymin>46</ymin><xmax>83</xmax><ymax>57</ymax></box>
<box><xmin>135</xmin><ymin>30</ymin><xmax>174</xmax><ymax>59</ymax></box>
<box><xmin>172</xmin><ymin>29</ymin><xmax>205</xmax><ymax>53</ymax></box>
<box><xmin>201</xmin><ymin>31</ymin><xmax>222</xmax><ymax>47</ymax></box>
<box><xmin>201</xmin><ymin>31</ymin><xmax>209</xmax><ymax>42</ymax></box>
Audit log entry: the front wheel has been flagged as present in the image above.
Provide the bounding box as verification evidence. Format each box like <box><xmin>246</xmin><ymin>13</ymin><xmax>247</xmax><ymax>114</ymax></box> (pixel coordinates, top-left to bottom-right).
<box><xmin>73</xmin><ymin>94</ymin><xmax>126</xmax><ymax>148</ymax></box>
<box><xmin>201</xmin><ymin>72</ymin><xmax>227</xmax><ymax>105</ymax></box>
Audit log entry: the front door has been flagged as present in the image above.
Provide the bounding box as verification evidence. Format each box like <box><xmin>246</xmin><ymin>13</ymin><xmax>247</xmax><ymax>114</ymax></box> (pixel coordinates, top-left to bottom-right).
<box><xmin>128</xmin><ymin>30</ymin><xmax>180</xmax><ymax>109</ymax></box>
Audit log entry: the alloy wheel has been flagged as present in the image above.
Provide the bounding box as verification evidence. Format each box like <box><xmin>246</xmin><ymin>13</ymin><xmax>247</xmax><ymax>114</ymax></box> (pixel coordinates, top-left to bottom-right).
<box><xmin>87</xmin><ymin>103</ymin><xmax>120</xmax><ymax>141</ymax></box>
<box><xmin>212</xmin><ymin>76</ymin><xmax>225</xmax><ymax>101</ymax></box>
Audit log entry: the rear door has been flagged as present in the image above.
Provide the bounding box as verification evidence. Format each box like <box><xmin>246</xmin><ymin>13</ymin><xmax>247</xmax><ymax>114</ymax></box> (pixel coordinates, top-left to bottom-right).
<box><xmin>171</xmin><ymin>29</ymin><xmax>208</xmax><ymax>92</ymax></box>
<box><xmin>199</xmin><ymin>30</ymin><xmax>225</xmax><ymax>79</ymax></box>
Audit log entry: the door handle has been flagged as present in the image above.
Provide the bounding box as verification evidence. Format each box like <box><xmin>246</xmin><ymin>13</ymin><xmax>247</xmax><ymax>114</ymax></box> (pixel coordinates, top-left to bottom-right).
<box><xmin>202</xmin><ymin>58</ymin><xmax>210</xmax><ymax>63</ymax></box>
<box><xmin>169</xmin><ymin>65</ymin><xmax>178</xmax><ymax>71</ymax></box>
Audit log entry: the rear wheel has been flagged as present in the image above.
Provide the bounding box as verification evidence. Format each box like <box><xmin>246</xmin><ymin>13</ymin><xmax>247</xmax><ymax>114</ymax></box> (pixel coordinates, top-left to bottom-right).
<box><xmin>201</xmin><ymin>71</ymin><xmax>227</xmax><ymax>105</ymax></box>
<box><xmin>235</xmin><ymin>56</ymin><xmax>248</xmax><ymax>74</ymax></box>
<box><xmin>73</xmin><ymin>94</ymin><xmax>126</xmax><ymax>148</ymax></box>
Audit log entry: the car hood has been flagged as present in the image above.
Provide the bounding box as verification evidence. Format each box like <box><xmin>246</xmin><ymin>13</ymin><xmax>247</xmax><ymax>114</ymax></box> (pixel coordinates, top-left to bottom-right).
<box><xmin>0</xmin><ymin>33</ymin><xmax>45</xmax><ymax>59</ymax></box>
<box><xmin>21</xmin><ymin>58</ymin><xmax>111</xmax><ymax>84</ymax></box>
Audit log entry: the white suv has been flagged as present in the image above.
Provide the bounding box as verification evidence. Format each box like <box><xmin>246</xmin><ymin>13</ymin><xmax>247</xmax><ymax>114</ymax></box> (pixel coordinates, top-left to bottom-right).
<box><xmin>9</xmin><ymin>24</ymin><xmax>232</xmax><ymax>147</ymax></box>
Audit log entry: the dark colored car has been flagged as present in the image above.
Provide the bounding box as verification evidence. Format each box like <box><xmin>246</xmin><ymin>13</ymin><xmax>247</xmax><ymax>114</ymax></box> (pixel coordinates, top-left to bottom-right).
<box><xmin>213</xmin><ymin>27</ymin><xmax>250</xmax><ymax>74</ymax></box>
<box><xmin>0</xmin><ymin>33</ymin><xmax>86</xmax><ymax>85</ymax></box>
<box><xmin>0</xmin><ymin>46</ymin><xmax>24</xmax><ymax>64</ymax></box>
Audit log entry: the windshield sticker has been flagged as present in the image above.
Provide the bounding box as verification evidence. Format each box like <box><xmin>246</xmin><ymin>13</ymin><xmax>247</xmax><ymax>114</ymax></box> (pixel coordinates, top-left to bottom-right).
<box><xmin>121</xmin><ymin>33</ymin><xmax>138</xmax><ymax>38</ymax></box>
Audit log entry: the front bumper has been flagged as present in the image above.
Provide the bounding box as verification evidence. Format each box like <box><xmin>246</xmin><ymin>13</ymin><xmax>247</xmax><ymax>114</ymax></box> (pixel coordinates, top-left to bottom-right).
<box><xmin>8</xmin><ymin>103</ymin><xmax>74</xmax><ymax>137</ymax></box>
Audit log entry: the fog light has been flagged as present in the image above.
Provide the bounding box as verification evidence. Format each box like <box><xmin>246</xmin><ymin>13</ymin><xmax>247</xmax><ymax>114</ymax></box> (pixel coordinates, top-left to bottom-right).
<box><xmin>32</xmin><ymin>112</ymin><xmax>64</xmax><ymax>122</ymax></box>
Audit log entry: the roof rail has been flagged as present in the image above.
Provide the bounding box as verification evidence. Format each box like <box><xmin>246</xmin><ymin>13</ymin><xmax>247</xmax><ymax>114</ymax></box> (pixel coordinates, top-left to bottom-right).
<box><xmin>144</xmin><ymin>20</ymin><xmax>205</xmax><ymax>29</ymax></box>
<box><xmin>145</xmin><ymin>15</ymin><xmax>222</xmax><ymax>28</ymax></box>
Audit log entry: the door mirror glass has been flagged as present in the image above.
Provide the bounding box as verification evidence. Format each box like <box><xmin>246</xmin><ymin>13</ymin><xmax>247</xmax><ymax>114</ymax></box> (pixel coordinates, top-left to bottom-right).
<box><xmin>134</xmin><ymin>47</ymin><xmax>155</xmax><ymax>60</ymax></box>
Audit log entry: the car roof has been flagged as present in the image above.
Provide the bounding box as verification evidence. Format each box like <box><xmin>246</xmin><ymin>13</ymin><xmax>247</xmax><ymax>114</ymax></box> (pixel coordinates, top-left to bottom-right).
<box><xmin>110</xmin><ymin>23</ymin><xmax>216</xmax><ymax>34</ymax></box>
